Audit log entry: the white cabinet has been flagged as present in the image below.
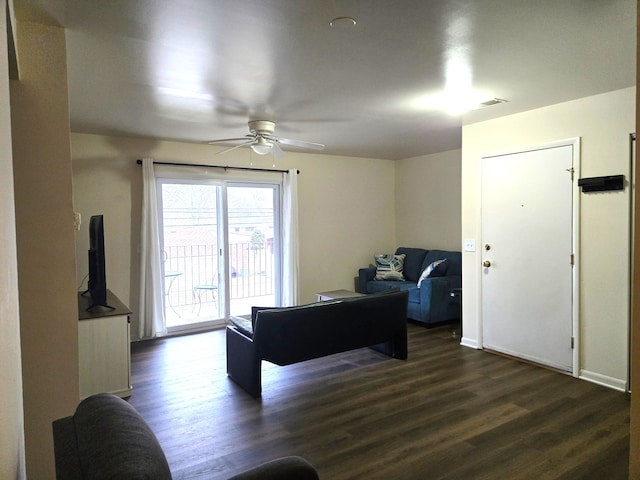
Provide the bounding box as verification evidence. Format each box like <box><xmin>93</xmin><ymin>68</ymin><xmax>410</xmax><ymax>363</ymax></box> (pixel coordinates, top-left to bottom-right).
<box><xmin>78</xmin><ymin>290</ymin><xmax>132</xmax><ymax>399</ymax></box>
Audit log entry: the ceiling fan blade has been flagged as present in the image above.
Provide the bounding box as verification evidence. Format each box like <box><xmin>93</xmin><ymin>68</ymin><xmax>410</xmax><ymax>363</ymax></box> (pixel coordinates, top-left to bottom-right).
<box><xmin>215</xmin><ymin>140</ymin><xmax>253</xmax><ymax>155</ymax></box>
<box><xmin>272</xmin><ymin>141</ymin><xmax>285</xmax><ymax>158</ymax></box>
<box><xmin>278</xmin><ymin>137</ymin><xmax>325</xmax><ymax>150</ymax></box>
<box><xmin>207</xmin><ymin>136</ymin><xmax>252</xmax><ymax>145</ymax></box>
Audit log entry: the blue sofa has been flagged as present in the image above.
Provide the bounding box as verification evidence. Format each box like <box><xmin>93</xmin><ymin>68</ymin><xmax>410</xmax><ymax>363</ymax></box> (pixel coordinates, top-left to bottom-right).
<box><xmin>357</xmin><ymin>247</ymin><xmax>461</xmax><ymax>326</ymax></box>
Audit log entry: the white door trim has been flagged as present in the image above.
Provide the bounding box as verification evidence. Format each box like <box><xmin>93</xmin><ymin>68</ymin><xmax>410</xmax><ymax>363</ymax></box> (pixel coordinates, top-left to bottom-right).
<box><xmin>478</xmin><ymin>137</ymin><xmax>581</xmax><ymax>377</ymax></box>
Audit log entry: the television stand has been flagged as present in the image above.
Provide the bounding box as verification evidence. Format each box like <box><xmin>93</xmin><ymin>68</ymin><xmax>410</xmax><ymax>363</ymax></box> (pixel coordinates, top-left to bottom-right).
<box><xmin>78</xmin><ymin>290</ymin><xmax>132</xmax><ymax>399</ymax></box>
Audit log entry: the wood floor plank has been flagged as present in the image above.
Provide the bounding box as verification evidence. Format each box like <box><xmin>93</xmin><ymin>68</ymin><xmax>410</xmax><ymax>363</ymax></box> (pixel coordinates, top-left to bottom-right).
<box><xmin>129</xmin><ymin>323</ymin><xmax>629</xmax><ymax>479</ymax></box>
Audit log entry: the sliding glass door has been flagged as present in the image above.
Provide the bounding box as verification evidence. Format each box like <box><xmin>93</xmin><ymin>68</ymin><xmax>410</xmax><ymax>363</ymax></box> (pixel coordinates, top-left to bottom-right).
<box><xmin>159</xmin><ymin>182</ymin><xmax>222</xmax><ymax>332</ymax></box>
<box><xmin>227</xmin><ymin>185</ymin><xmax>279</xmax><ymax>316</ymax></box>
<box><xmin>158</xmin><ymin>180</ymin><xmax>279</xmax><ymax>333</ymax></box>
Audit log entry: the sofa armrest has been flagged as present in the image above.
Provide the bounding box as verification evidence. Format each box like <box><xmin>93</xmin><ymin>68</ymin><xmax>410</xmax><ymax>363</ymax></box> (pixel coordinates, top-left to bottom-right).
<box><xmin>228</xmin><ymin>455</ymin><xmax>319</xmax><ymax>480</ymax></box>
<box><xmin>419</xmin><ymin>275</ymin><xmax>462</xmax><ymax>324</ymax></box>
<box><xmin>357</xmin><ymin>266</ymin><xmax>376</xmax><ymax>293</ymax></box>
<box><xmin>226</xmin><ymin>326</ymin><xmax>262</xmax><ymax>397</ymax></box>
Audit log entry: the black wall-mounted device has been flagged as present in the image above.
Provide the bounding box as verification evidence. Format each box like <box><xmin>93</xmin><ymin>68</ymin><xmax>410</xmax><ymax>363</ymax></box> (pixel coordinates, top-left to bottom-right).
<box><xmin>577</xmin><ymin>175</ymin><xmax>624</xmax><ymax>193</ymax></box>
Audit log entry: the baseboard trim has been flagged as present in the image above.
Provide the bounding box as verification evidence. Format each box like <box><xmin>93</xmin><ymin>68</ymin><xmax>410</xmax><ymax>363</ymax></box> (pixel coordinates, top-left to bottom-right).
<box><xmin>460</xmin><ymin>337</ymin><xmax>479</xmax><ymax>349</ymax></box>
<box><xmin>579</xmin><ymin>369</ymin><xmax>627</xmax><ymax>392</ymax></box>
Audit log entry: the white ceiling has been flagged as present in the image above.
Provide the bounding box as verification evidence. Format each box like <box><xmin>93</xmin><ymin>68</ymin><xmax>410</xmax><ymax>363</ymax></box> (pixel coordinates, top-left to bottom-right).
<box><xmin>14</xmin><ymin>0</ymin><xmax>637</xmax><ymax>160</ymax></box>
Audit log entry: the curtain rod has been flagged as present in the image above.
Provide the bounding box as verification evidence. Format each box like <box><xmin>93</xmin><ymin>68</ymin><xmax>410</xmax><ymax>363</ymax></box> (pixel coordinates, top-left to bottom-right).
<box><xmin>136</xmin><ymin>159</ymin><xmax>299</xmax><ymax>174</ymax></box>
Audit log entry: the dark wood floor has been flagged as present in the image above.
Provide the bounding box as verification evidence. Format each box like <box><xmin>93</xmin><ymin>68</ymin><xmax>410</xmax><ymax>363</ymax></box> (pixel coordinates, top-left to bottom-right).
<box><xmin>129</xmin><ymin>323</ymin><xmax>630</xmax><ymax>480</ymax></box>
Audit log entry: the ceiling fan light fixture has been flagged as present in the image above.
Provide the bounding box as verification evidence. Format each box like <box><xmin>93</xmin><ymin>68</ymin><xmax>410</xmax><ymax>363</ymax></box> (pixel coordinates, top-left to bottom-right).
<box><xmin>210</xmin><ymin>120</ymin><xmax>321</xmax><ymax>157</ymax></box>
<box><xmin>251</xmin><ymin>137</ymin><xmax>273</xmax><ymax>155</ymax></box>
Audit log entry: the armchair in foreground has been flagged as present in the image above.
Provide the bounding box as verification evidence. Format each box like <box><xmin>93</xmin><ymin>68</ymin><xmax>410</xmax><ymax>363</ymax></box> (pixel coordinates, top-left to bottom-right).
<box><xmin>52</xmin><ymin>393</ymin><xmax>319</xmax><ymax>479</ymax></box>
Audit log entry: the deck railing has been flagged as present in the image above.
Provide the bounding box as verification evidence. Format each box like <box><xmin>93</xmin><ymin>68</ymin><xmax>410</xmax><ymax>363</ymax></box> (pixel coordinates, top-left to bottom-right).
<box><xmin>163</xmin><ymin>242</ymin><xmax>275</xmax><ymax>307</ymax></box>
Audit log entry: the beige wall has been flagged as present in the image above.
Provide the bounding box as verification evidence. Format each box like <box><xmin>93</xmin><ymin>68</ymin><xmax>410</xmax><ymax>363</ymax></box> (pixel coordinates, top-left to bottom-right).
<box><xmin>10</xmin><ymin>21</ymin><xmax>79</xmax><ymax>478</ymax></box>
<box><xmin>462</xmin><ymin>87</ymin><xmax>635</xmax><ymax>390</ymax></box>
<box><xmin>395</xmin><ymin>150</ymin><xmax>462</xmax><ymax>250</ymax></box>
<box><xmin>0</xmin><ymin>0</ymin><xmax>25</xmax><ymax>477</ymax></box>
<box><xmin>71</xmin><ymin>133</ymin><xmax>397</xmax><ymax>338</ymax></box>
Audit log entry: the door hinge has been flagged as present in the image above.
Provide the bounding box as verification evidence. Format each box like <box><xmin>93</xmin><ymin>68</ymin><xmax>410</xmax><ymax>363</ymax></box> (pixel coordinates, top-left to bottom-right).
<box><xmin>570</xmin><ymin>253</ymin><xmax>574</xmax><ymax>265</ymax></box>
<box><xmin>571</xmin><ymin>337</ymin><xmax>575</xmax><ymax>349</ymax></box>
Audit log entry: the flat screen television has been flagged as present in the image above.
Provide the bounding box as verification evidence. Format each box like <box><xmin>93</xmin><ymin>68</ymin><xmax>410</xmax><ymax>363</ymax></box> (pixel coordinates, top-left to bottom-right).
<box><xmin>86</xmin><ymin>214</ymin><xmax>111</xmax><ymax>310</ymax></box>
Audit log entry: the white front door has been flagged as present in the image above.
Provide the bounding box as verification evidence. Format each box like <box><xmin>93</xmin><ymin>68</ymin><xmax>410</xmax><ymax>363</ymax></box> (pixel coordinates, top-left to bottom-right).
<box><xmin>481</xmin><ymin>143</ymin><xmax>576</xmax><ymax>372</ymax></box>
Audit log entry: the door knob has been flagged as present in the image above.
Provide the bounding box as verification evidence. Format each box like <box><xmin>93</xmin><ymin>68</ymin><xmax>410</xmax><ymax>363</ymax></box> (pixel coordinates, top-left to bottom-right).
<box><xmin>483</xmin><ymin>260</ymin><xmax>491</xmax><ymax>268</ymax></box>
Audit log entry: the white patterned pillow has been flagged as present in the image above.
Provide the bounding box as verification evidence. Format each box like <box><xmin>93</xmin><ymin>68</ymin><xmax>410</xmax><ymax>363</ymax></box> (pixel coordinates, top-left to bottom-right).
<box><xmin>375</xmin><ymin>254</ymin><xmax>406</xmax><ymax>280</ymax></box>
<box><xmin>417</xmin><ymin>259</ymin><xmax>448</xmax><ymax>287</ymax></box>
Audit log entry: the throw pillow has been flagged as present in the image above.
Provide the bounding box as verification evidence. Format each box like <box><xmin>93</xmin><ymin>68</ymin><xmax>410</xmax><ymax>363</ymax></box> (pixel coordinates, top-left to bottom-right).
<box><xmin>375</xmin><ymin>253</ymin><xmax>406</xmax><ymax>280</ymax></box>
<box><xmin>417</xmin><ymin>259</ymin><xmax>448</xmax><ymax>287</ymax></box>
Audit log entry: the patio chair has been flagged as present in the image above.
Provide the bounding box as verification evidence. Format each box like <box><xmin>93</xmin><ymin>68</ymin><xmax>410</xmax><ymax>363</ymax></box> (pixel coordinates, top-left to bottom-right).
<box><xmin>192</xmin><ymin>280</ymin><xmax>218</xmax><ymax>316</ymax></box>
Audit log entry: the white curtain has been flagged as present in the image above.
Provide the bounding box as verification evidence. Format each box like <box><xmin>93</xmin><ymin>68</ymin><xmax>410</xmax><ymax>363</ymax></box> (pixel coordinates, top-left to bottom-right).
<box><xmin>138</xmin><ymin>158</ymin><xmax>167</xmax><ymax>339</ymax></box>
<box><xmin>282</xmin><ymin>169</ymin><xmax>299</xmax><ymax>306</ymax></box>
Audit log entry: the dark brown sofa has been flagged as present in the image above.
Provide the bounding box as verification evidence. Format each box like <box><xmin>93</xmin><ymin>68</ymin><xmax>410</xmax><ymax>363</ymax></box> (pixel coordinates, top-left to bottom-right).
<box><xmin>226</xmin><ymin>290</ymin><xmax>409</xmax><ymax>398</ymax></box>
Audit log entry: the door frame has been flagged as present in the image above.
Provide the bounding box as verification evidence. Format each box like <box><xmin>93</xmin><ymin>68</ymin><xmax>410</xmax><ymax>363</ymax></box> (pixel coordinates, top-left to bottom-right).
<box><xmin>478</xmin><ymin>137</ymin><xmax>581</xmax><ymax>377</ymax></box>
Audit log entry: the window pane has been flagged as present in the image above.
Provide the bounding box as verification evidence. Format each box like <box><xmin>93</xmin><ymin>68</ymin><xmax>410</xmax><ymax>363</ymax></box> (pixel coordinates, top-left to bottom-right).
<box><xmin>227</xmin><ymin>185</ymin><xmax>277</xmax><ymax>316</ymax></box>
<box><xmin>161</xmin><ymin>183</ymin><xmax>223</xmax><ymax>328</ymax></box>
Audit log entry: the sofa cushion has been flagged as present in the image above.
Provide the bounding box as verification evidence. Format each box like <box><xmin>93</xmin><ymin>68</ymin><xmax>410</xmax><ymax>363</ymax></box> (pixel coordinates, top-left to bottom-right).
<box><xmin>366</xmin><ymin>280</ymin><xmax>417</xmax><ymax>299</ymax></box>
<box><xmin>421</xmin><ymin>250</ymin><xmax>462</xmax><ymax>277</ymax></box>
<box><xmin>417</xmin><ymin>259</ymin><xmax>448</xmax><ymax>287</ymax></box>
<box><xmin>229</xmin><ymin>314</ymin><xmax>254</xmax><ymax>337</ymax></box>
<box><xmin>395</xmin><ymin>247</ymin><xmax>428</xmax><ymax>282</ymax></box>
<box><xmin>374</xmin><ymin>253</ymin><xmax>406</xmax><ymax>280</ymax></box>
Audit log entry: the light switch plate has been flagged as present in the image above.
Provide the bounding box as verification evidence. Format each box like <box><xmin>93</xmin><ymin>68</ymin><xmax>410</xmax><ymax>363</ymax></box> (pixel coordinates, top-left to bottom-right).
<box><xmin>464</xmin><ymin>239</ymin><xmax>476</xmax><ymax>252</ymax></box>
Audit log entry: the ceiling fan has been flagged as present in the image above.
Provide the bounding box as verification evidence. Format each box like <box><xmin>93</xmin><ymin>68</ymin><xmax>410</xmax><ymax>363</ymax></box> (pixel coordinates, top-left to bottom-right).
<box><xmin>207</xmin><ymin>120</ymin><xmax>325</xmax><ymax>157</ymax></box>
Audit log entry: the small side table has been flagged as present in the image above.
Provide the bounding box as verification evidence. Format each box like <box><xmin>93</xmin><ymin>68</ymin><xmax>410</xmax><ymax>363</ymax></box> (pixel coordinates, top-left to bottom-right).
<box><xmin>316</xmin><ymin>289</ymin><xmax>365</xmax><ymax>301</ymax></box>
